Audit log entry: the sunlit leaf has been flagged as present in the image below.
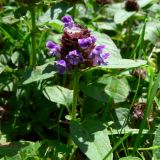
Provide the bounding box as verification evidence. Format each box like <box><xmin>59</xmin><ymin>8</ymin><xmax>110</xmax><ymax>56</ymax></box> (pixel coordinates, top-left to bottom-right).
<box><xmin>114</xmin><ymin>10</ymin><xmax>135</xmax><ymax>24</ymax></box>
<box><xmin>43</xmin><ymin>85</ymin><xmax>73</xmax><ymax>107</ymax></box>
<box><xmin>70</xmin><ymin>120</ymin><xmax>113</xmax><ymax>160</ymax></box>
<box><xmin>98</xmin><ymin>76</ymin><xmax>130</xmax><ymax>103</ymax></box>
<box><xmin>22</xmin><ymin>62</ymin><xmax>57</xmax><ymax>85</ymax></box>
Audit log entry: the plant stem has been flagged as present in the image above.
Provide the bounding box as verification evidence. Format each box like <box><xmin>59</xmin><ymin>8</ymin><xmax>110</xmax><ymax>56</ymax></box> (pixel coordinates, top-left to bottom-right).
<box><xmin>132</xmin><ymin>70</ymin><xmax>160</xmax><ymax>155</ymax></box>
<box><xmin>71</xmin><ymin>71</ymin><xmax>80</xmax><ymax>120</ymax></box>
<box><xmin>30</xmin><ymin>7</ymin><xmax>36</xmax><ymax>68</ymax></box>
<box><xmin>72</xmin><ymin>4</ymin><xmax>76</xmax><ymax>21</ymax></box>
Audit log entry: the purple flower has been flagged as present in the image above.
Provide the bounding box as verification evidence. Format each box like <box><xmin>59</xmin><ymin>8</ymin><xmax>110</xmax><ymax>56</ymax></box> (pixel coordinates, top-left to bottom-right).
<box><xmin>89</xmin><ymin>45</ymin><xmax>109</xmax><ymax>66</ymax></box>
<box><xmin>46</xmin><ymin>15</ymin><xmax>110</xmax><ymax>74</ymax></box>
<box><xmin>91</xmin><ymin>36</ymin><xmax>96</xmax><ymax>43</ymax></box>
<box><xmin>66</xmin><ymin>50</ymin><xmax>83</xmax><ymax>65</ymax></box>
<box><xmin>78</xmin><ymin>36</ymin><xmax>96</xmax><ymax>49</ymax></box>
<box><xmin>99</xmin><ymin>52</ymin><xmax>110</xmax><ymax>65</ymax></box>
<box><xmin>46</xmin><ymin>41</ymin><xmax>61</xmax><ymax>58</ymax></box>
<box><xmin>101</xmin><ymin>52</ymin><xmax>110</xmax><ymax>59</ymax></box>
<box><xmin>56</xmin><ymin>60</ymin><xmax>67</xmax><ymax>74</ymax></box>
<box><xmin>61</xmin><ymin>15</ymin><xmax>74</xmax><ymax>28</ymax></box>
<box><xmin>89</xmin><ymin>45</ymin><xmax>106</xmax><ymax>58</ymax></box>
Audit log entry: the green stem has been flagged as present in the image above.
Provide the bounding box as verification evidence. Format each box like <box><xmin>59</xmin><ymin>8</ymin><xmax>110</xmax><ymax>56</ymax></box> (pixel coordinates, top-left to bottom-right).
<box><xmin>72</xmin><ymin>4</ymin><xmax>76</xmax><ymax>21</ymax></box>
<box><xmin>132</xmin><ymin>70</ymin><xmax>160</xmax><ymax>155</ymax></box>
<box><xmin>71</xmin><ymin>71</ymin><xmax>80</xmax><ymax>120</ymax></box>
<box><xmin>30</xmin><ymin>7</ymin><xmax>36</xmax><ymax>68</ymax></box>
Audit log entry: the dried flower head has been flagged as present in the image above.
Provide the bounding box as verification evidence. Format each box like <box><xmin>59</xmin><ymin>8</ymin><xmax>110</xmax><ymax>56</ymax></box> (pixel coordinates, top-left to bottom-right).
<box><xmin>132</xmin><ymin>102</ymin><xmax>146</xmax><ymax>120</ymax></box>
<box><xmin>46</xmin><ymin>15</ymin><xmax>110</xmax><ymax>74</ymax></box>
<box><xmin>132</xmin><ymin>68</ymin><xmax>146</xmax><ymax>80</ymax></box>
<box><xmin>125</xmin><ymin>0</ymin><xmax>139</xmax><ymax>12</ymax></box>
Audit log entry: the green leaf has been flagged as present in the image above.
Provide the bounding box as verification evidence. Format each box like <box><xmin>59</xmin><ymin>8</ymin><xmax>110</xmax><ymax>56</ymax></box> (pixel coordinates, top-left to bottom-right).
<box><xmin>80</xmin><ymin>82</ymin><xmax>108</xmax><ymax>102</ymax></box>
<box><xmin>19</xmin><ymin>141</ymin><xmax>41</xmax><ymax>159</ymax></box>
<box><xmin>0</xmin><ymin>63</ymin><xmax>5</xmax><ymax>74</ymax></box>
<box><xmin>98</xmin><ymin>59</ymin><xmax>146</xmax><ymax>69</ymax></box>
<box><xmin>153</xmin><ymin>125</ymin><xmax>160</xmax><ymax>160</ymax></box>
<box><xmin>70</xmin><ymin>120</ymin><xmax>113</xmax><ymax>160</ymax></box>
<box><xmin>119</xmin><ymin>157</ymin><xmax>141</xmax><ymax>160</ymax></box>
<box><xmin>81</xmin><ymin>76</ymin><xmax>130</xmax><ymax>103</ymax></box>
<box><xmin>114</xmin><ymin>10</ymin><xmax>135</xmax><ymax>24</ymax></box>
<box><xmin>39</xmin><ymin>140</ymin><xmax>72</xmax><ymax>159</ymax></box>
<box><xmin>82</xmin><ymin>97</ymin><xmax>104</xmax><ymax>115</ymax></box>
<box><xmin>95</xmin><ymin>22</ymin><xmax>117</xmax><ymax>31</ymax></box>
<box><xmin>0</xmin><ymin>23</ymin><xmax>23</xmax><ymax>42</ymax></box>
<box><xmin>92</xmin><ymin>31</ymin><xmax>121</xmax><ymax>59</ymax></box>
<box><xmin>98</xmin><ymin>76</ymin><xmax>130</xmax><ymax>103</ymax></box>
<box><xmin>0</xmin><ymin>141</ymin><xmax>41</xmax><ymax>159</ymax></box>
<box><xmin>22</xmin><ymin>62</ymin><xmax>57</xmax><ymax>85</ymax></box>
<box><xmin>14</xmin><ymin>7</ymin><xmax>27</xmax><ymax>19</ymax></box>
<box><xmin>114</xmin><ymin>108</ymin><xmax>130</xmax><ymax>126</ymax></box>
<box><xmin>135</xmin><ymin>21</ymin><xmax>160</xmax><ymax>44</ymax></box>
<box><xmin>137</xmin><ymin>0</ymin><xmax>153</xmax><ymax>8</ymax></box>
<box><xmin>43</xmin><ymin>85</ymin><xmax>73</xmax><ymax>107</ymax></box>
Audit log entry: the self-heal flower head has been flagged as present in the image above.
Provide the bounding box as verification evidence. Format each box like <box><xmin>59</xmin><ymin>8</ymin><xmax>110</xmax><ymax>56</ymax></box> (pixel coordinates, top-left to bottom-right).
<box><xmin>46</xmin><ymin>41</ymin><xmax>61</xmax><ymax>58</ymax></box>
<box><xmin>61</xmin><ymin>15</ymin><xmax>74</xmax><ymax>28</ymax></box>
<box><xmin>46</xmin><ymin>15</ymin><xmax>110</xmax><ymax>74</ymax></box>
<box><xmin>78</xmin><ymin>36</ymin><xmax>96</xmax><ymax>49</ymax></box>
<box><xmin>66</xmin><ymin>50</ymin><xmax>83</xmax><ymax>65</ymax></box>
<box><xmin>56</xmin><ymin>60</ymin><xmax>67</xmax><ymax>74</ymax></box>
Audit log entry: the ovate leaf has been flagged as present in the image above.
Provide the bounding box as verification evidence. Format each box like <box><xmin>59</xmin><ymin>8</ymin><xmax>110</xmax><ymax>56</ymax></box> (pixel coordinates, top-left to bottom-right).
<box><xmin>43</xmin><ymin>85</ymin><xmax>73</xmax><ymax>107</ymax></box>
<box><xmin>22</xmin><ymin>62</ymin><xmax>57</xmax><ymax>85</ymax></box>
<box><xmin>70</xmin><ymin>120</ymin><xmax>113</xmax><ymax>160</ymax></box>
<box><xmin>98</xmin><ymin>76</ymin><xmax>130</xmax><ymax>103</ymax></box>
<box><xmin>98</xmin><ymin>59</ymin><xmax>146</xmax><ymax>69</ymax></box>
<box><xmin>114</xmin><ymin>10</ymin><xmax>135</xmax><ymax>24</ymax></box>
<box><xmin>80</xmin><ymin>82</ymin><xmax>108</xmax><ymax>102</ymax></box>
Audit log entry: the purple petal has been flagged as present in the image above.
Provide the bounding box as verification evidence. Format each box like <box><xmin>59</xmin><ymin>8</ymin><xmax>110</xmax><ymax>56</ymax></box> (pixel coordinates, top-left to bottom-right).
<box><xmin>91</xmin><ymin>36</ymin><xmax>96</xmax><ymax>43</ymax></box>
<box><xmin>61</xmin><ymin>15</ymin><xmax>74</xmax><ymax>27</ymax></box>
<box><xmin>46</xmin><ymin>41</ymin><xmax>61</xmax><ymax>58</ymax></box>
<box><xmin>46</xmin><ymin>41</ymin><xmax>56</xmax><ymax>49</ymax></box>
<box><xmin>56</xmin><ymin>60</ymin><xmax>67</xmax><ymax>74</ymax></box>
<box><xmin>89</xmin><ymin>45</ymin><xmax>106</xmax><ymax>58</ymax></box>
<box><xmin>66</xmin><ymin>50</ymin><xmax>83</xmax><ymax>65</ymax></box>
<box><xmin>78</xmin><ymin>37</ymin><xmax>93</xmax><ymax>49</ymax></box>
<box><xmin>95</xmin><ymin>45</ymin><xmax>106</xmax><ymax>52</ymax></box>
<box><xmin>101</xmin><ymin>52</ymin><xmax>110</xmax><ymax>59</ymax></box>
<box><xmin>62</xmin><ymin>15</ymin><xmax>73</xmax><ymax>23</ymax></box>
